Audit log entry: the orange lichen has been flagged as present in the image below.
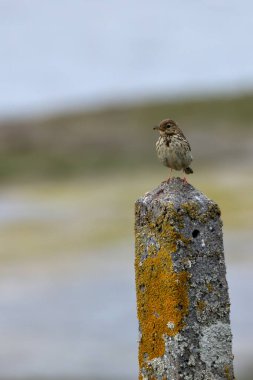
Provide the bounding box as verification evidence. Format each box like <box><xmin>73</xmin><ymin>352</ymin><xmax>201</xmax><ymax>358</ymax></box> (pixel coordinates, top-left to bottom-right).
<box><xmin>206</xmin><ymin>282</ymin><xmax>213</xmax><ymax>292</ymax></box>
<box><xmin>181</xmin><ymin>201</ymin><xmax>221</xmax><ymax>223</ymax></box>
<box><xmin>224</xmin><ymin>365</ymin><xmax>233</xmax><ymax>380</ymax></box>
<box><xmin>196</xmin><ymin>300</ymin><xmax>206</xmax><ymax>312</ymax></box>
<box><xmin>135</xmin><ymin>219</ymin><xmax>190</xmax><ymax>373</ymax></box>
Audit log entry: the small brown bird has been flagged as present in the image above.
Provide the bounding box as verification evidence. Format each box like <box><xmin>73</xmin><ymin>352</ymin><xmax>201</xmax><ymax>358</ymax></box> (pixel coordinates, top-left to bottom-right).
<box><xmin>153</xmin><ymin>119</ymin><xmax>193</xmax><ymax>178</ymax></box>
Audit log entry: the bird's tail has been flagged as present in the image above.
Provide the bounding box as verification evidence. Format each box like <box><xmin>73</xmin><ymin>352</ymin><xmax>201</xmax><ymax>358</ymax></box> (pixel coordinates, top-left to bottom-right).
<box><xmin>184</xmin><ymin>167</ymin><xmax>193</xmax><ymax>174</ymax></box>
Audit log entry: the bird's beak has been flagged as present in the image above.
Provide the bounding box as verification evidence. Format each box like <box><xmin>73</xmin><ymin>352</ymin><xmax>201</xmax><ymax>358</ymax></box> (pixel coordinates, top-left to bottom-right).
<box><xmin>153</xmin><ymin>126</ymin><xmax>160</xmax><ymax>130</ymax></box>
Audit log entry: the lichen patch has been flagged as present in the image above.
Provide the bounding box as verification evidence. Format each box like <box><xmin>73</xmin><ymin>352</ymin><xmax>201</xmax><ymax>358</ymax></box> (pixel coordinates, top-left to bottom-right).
<box><xmin>135</xmin><ymin>219</ymin><xmax>190</xmax><ymax>373</ymax></box>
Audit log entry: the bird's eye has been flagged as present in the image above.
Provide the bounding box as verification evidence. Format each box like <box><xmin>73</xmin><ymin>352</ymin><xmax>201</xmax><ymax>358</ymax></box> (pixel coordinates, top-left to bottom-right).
<box><xmin>166</xmin><ymin>124</ymin><xmax>171</xmax><ymax>128</ymax></box>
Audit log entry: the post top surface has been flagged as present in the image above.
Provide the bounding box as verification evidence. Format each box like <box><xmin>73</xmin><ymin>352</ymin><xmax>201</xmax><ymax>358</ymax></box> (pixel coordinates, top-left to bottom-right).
<box><xmin>137</xmin><ymin>177</ymin><xmax>215</xmax><ymax>208</ymax></box>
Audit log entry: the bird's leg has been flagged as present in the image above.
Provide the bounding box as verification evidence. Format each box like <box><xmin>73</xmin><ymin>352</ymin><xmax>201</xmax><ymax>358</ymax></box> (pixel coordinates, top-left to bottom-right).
<box><xmin>167</xmin><ymin>168</ymin><xmax>173</xmax><ymax>183</ymax></box>
<box><xmin>162</xmin><ymin>168</ymin><xmax>173</xmax><ymax>183</ymax></box>
<box><xmin>183</xmin><ymin>176</ymin><xmax>188</xmax><ymax>184</ymax></box>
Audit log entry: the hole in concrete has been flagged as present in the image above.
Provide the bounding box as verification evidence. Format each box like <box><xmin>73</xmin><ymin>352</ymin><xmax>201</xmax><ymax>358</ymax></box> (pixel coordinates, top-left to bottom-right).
<box><xmin>192</xmin><ymin>229</ymin><xmax>200</xmax><ymax>238</ymax></box>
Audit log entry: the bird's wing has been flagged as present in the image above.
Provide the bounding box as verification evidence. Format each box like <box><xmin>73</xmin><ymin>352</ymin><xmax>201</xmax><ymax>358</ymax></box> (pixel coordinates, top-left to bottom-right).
<box><xmin>178</xmin><ymin>130</ymin><xmax>192</xmax><ymax>151</ymax></box>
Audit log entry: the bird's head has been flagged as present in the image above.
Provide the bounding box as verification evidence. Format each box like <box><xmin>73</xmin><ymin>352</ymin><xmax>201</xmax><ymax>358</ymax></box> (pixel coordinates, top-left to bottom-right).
<box><xmin>153</xmin><ymin>119</ymin><xmax>178</xmax><ymax>135</ymax></box>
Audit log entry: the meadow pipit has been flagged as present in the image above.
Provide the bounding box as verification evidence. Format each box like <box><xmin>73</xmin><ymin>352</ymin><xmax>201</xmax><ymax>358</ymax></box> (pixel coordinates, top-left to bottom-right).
<box><xmin>153</xmin><ymin>118</ymin><xmax>193</xmax><ymax>179</ymax></box>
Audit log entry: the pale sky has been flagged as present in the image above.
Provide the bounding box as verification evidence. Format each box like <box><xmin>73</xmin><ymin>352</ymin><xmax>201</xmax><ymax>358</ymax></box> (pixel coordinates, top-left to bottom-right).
<box><xmin>0</xmin><ymin>0</ymin><xmax>253</xmax><ymax>117</ymax></box>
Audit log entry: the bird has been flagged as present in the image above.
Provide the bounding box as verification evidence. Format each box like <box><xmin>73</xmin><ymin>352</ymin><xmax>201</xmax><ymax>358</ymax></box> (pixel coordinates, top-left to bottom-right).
<box><xmin>153</xmin><ymin>118</ymin><xmax>193</xmax><ymax>180</ymax></box>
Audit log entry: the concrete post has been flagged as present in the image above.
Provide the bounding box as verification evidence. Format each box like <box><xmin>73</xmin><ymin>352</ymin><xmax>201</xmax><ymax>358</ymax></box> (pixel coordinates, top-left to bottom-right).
<box><xmin>135</xmin><ymin>178</ymin><xmax>234</xmax><ymax>380</ymax></box>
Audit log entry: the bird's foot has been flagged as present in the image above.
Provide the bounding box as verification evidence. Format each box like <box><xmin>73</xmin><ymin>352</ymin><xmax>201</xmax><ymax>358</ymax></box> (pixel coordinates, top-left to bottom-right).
<box><xmin>161</xmin><ymin>177</ymin><xmax>171</xmax><ymax>184</ymax></box>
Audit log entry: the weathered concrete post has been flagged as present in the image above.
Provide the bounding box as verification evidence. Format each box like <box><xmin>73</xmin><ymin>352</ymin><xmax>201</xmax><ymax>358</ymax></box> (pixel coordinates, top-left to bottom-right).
<box><xmin>135</xmin><ymin>178</ymin><xmax>234</xmax><ymax>380</ymax></box>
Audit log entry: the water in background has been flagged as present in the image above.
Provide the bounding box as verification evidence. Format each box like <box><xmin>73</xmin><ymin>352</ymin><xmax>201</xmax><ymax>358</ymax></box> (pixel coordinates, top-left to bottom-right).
<box><xmin>0</xmin><ymin>242</ymin><xmax>252</xmax><ymax>379</ymax></box>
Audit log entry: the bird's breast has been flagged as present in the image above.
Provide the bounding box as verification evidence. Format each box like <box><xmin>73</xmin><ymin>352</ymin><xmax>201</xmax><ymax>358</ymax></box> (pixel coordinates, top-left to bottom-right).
<box><xmin>155</xmin><ymin>136</ymin><xmax>192</xmax><ymax>170</ymax></box>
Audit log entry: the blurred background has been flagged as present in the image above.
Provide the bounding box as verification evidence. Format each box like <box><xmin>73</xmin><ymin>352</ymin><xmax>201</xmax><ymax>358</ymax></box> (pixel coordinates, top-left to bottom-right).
<box><xmin>0</xmin><ymin>0</ymin><xmax>252</xmax><ymax>379</ymax></box>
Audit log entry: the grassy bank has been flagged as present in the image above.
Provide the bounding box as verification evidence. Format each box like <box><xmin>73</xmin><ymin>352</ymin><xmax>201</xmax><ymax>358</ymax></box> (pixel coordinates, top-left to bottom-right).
<box><xmin>0</xmin><ymin>91</ymin><xmax>252</xmax><ymax>181</ymax></box>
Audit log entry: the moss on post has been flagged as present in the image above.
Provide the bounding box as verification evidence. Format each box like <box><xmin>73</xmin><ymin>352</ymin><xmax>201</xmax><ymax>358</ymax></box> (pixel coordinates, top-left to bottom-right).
<box><xmin>135</xmin><ymin>178</ymin><xmax>234</xmax><ymax>380</ymax></box>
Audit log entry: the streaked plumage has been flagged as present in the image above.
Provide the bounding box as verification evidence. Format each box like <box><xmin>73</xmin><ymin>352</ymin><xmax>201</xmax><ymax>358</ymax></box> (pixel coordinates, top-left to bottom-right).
<box><xmin>153</xmin><ymin>119</ymin><xmax>193</xmax><ymax>175</ymax></box>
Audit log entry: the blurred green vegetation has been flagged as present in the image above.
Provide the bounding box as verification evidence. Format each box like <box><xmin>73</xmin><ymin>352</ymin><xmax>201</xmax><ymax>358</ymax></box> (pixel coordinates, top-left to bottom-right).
<box><xmin>0</xmin><ymin>91</ymin><xmax>252</xmax><ymax>181</ymax></box>
<box><xmin>1</xmin><ymin>166</ymin><xmax>252</xmax><ymax>262</ymax></box>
